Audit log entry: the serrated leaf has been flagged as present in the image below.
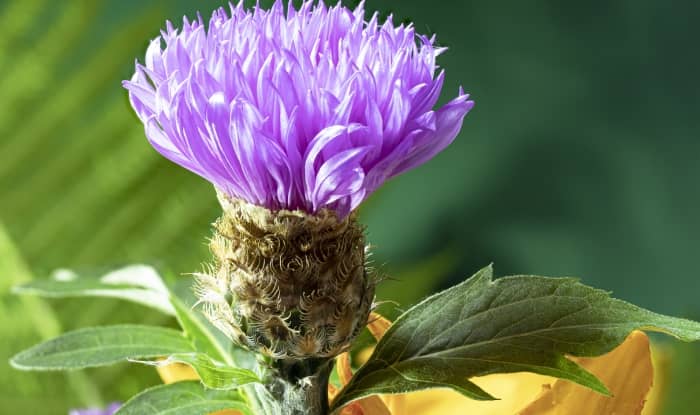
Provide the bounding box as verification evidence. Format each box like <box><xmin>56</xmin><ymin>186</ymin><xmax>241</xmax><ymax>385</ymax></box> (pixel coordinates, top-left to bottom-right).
<box><xmin>10</xmin><ymin>325</ymin><xmax>194</xmax><ymax>370</ymax></box>
<box><xmin>137</xmin><ymin>353</ymin><xmax>261</xmax><ymax>390</ymax></box>
<box><xmin>331</xmin><ymin>265</ymin><xmax>700</xmax><ymax>410</ymax></box>
<box><xmin>115</xmin><ymin>381</ymin><xmax>251</xmax><ymax>415</ymax></box>
<box><xmin>12</xmin><ymin>265</ymin><xmax>174</xmax><ymax>315</ymax></box>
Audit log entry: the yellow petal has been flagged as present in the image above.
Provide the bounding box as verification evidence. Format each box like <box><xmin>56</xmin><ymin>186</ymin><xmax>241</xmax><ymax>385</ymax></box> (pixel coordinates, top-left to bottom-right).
<box><xmin>328</xmin><ymin>383</ymin><xmax>340</xmax><ymax>401</ymax></box>
<box><xmin>356</xmin><ymin>312</ymin><xmax>392</xmax><ymax>366</ymax></box>
<box><xmin>367</xmin><ymin>312</ymin><xmax>392</xmax><ymax>341</ymax></box>
<box><xmin>356</xmin><ymin>347</ymin><xmax>374</xmax><ymax>365</ymax></box>
<box><xmin>156</xmin><ymin>361</ymin><xmax>199</xmax><ymax>384</ymax></box>
<box><xmin>337</xmin><ymin>352</ymin><xmax>354</xmax><ymax>386</ymax></box>
<box><xmin>518</xmin><ymin>330</ymin><xmax>654</xmax><ymax>415</ymax></box>
<box><xmin>357</xmin><ymin>396</ymin><xmax>392</xmax><ymax>415</ymax></box>
<box><xmin>400</xmin><ymin>372</ymin><xmax>554</xmax><ymax>415</ymax></box>
<box><xmin>339</xmin><ymin>403</ymin><xmax>364</xmax><ymax>415</ymax></box>
<box><xmin>642</xmin><ymin>343</ymin><xmax>670</xmax><ymax>415</ymax></box>
<box><xmin>381</xmin><ymin>393</ymin><xmax>407</xmax><ymax>414</ymax></box>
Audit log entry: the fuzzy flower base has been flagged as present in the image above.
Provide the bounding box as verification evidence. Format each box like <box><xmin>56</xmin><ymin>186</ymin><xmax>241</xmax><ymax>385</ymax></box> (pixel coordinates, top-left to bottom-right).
<box><xmin>198</xmin><ymin>192</ymin><xmax>373</xmax><ymax>359</ymax></box>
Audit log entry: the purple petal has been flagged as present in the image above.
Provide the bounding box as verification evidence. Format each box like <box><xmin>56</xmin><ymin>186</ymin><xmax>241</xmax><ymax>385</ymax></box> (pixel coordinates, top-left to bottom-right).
<box><xmin>123</xmin><ymin>0</ymin><xmax>474</xmax><ymax>217</ymax></box>
<box><xmin>391</xmin><ymin>93</ymin><xmax>474</xmax><ymax>177</ymax></box>
<box><xmin>313</xmin><ymin>146</ymin><xmax>373</xmax><ymax>210</ymax></box>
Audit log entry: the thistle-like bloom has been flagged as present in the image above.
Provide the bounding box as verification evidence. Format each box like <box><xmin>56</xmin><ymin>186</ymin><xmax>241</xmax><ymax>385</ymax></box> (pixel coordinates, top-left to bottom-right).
<box><xmin>123</xmin><ymin>0</ymin><xmax>473</xmax><ymax>218</ymax></box>
<box><xmin>124</xmin><ymin>1</ymin><xmax>472</xmax><ymax>362</ymax></box>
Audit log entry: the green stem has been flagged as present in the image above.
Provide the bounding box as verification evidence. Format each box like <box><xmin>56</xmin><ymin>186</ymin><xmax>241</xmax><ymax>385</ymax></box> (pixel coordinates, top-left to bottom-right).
<box><xmin>264</xmin><ymin>358</ymin><xmax>333</xmax><ymax>415</ymax></box>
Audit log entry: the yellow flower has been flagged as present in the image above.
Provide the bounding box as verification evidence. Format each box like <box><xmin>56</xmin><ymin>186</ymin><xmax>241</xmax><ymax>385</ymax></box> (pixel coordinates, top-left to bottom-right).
<box><xmin>158</xmin><ymin>312</ymin><xmax>661</xmax><ymax>415</ymax></box>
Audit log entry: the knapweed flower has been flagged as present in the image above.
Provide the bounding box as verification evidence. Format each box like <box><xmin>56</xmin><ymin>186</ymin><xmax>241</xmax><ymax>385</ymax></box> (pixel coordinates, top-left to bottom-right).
<box><xmin>124</xmin><ymin>0</ymin><xmax>472</xmax><ymax>360</ymax></box>
<box><xmin>68</xmin><ymin>403</ymin><xmax>121</xmax><ymax>415</ymax></box>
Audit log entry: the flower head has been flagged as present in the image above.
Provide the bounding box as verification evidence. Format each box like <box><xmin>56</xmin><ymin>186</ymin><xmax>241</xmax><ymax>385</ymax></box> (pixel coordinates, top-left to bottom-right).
<box><xmin>124</xmin><ymin>0</ymin><xmax>473</xmax><ymax>217</ymax></box>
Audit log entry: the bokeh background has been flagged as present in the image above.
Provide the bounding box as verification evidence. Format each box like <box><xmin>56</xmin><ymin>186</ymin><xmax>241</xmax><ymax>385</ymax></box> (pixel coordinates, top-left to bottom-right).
<box><xmin>1</xmin><ymin>0</ymin><xmax>699</xmax><ymax>413</ymax></box>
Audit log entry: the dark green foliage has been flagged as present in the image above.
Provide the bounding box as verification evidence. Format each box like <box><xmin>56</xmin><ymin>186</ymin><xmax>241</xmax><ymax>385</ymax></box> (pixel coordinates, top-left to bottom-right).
<box><xmin>332</xmin><ymin>266</ymin><xmax>700</xmax><ymax>410</ymax></box>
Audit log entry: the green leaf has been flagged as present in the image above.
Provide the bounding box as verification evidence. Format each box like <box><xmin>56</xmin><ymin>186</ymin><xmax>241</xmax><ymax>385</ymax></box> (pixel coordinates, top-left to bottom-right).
<box><xmin>168</xmin><ymin>287</ymin><xmax>267</xmax><ymax>411</ymax></box>
<box><xmin>116</xmin><ymin>381</ymin><xmax>252</xmax><ymax>415</ymax></box>
<box><xmin>10</xmin><ymin>325</ymin><xmax>194</xmax><ymax>370</ymax></box>
<box><xmin>171</xmin><ymin>295</ymin><xmax>232</xmax><ymax>364</ymax></box>
<box><xmin>12</xmin><ymin>265</ymin><xmax>175</xmax><ymax>315</ymax></box>
<box><xmin>332</xmin><ymin>265</ymin><xmax>700</xmax><ymax>410</ymax></box>
<box><xmin>170</xmin><ymin>292</ymin><xmax>258</xmax><ymax>372</ymax></box>
<box><xmin>137</xmin><ymin>353</ymin><xmax>261</xmax><ymax>390</ymax></box>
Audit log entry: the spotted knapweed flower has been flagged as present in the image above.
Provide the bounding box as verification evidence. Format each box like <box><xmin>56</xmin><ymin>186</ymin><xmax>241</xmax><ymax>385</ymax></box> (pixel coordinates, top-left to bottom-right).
<box><xmin>124</xmin><ymin>0</ymin><xmax>473</xmax><ymax>359</ymax></box>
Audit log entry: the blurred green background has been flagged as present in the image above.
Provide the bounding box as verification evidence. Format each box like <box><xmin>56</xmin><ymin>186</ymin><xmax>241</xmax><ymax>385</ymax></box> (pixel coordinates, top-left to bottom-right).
<box><xmin>1</xmin><ymin>0</ymin><xmax>699</xmax><ymax>413</ymax></box>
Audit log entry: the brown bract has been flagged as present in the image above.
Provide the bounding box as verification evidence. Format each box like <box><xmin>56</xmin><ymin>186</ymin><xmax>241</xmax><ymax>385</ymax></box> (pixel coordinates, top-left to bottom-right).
<box><xmin>197</xmin><ymin>192</ymin><xmax>375</xmax><ymax>359</ymax></box>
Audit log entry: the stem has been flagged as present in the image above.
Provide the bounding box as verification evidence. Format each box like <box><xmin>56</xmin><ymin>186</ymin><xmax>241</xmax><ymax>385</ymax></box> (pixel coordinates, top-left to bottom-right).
<box><xmin>265</xmin><ymin>358</ymin><xmax>333</xmax><ymax>415</ymax></box>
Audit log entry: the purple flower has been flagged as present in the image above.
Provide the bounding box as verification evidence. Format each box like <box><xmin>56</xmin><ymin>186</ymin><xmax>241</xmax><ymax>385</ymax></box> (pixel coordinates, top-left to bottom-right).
<box><xmin>124</xmin><ymin>0</ymin><xmax>473</xmax><ymax>217</ymax></box>
<box><xmin>69</xmin><ymin>402</ymin><xmax>121</xmax><ymax>415</ymax></box>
